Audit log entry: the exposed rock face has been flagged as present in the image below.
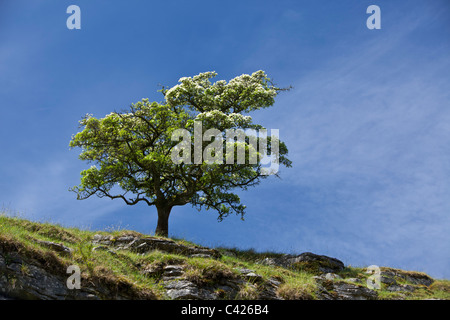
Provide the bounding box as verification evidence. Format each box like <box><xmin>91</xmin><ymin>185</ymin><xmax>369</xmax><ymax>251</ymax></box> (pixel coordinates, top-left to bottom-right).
<box><xmin>0</xmin><ymin>245</ymin><xmax>155</xmax><ymax>300</ymax></box>
<box><xmin>260</xmin><ymin>252</ymin><xmax>345</xmax><ymax>273</ymax></box>
<box><xmin>33</xmin><ymin>240</ymin><xmax>73</xmax><ymax>256</ymax></box>
<box><xmin>330</xmin><ymin>282</ymin><xmax>378</xmax><ymax>300</ymax></box>
<box><xmin>164</xmin><ymin>280</ymin><xmax>217</xmax><ymax>300</ymax></box>
<box><xmin>1</xmin><ymin>249</ymin><xmax>120</xmax><ymax>300</ymax></box>
<box><xmin>92</xmin><ymin>234</ymin><xmax>221</xmax><ymax>259</ymax></box>
<box><xmin>380</xmin><ymin>267</ymin><xmax>434</xmax><ymax>287</ymax></box>
<box><xmin>314</xmin><ymin>276</ymin><xmax>378</xmax><ymax>300</ymax></box>
<box><xmin>157</xmin><ymin>267</ymin><xmax>281</xmax><ymax>300</ymax></box>
<box><xmin>386</xmin><ymin>284</ymin><xmax>415</xmax><ymax>292</ymax></box>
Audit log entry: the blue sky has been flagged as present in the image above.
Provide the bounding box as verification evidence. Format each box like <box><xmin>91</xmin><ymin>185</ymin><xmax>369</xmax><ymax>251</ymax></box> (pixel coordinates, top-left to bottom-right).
<box><xmin>1</xmin><ymin>0</ymin><xmax>449</xmax><ymax>279</ymax></box>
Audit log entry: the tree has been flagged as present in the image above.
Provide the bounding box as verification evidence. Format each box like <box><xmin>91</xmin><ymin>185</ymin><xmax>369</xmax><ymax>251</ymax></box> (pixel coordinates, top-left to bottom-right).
<box><xmin>69</xmin><ymin>71</ymin><xmax>292</xmax><ymax>237</ymax></box>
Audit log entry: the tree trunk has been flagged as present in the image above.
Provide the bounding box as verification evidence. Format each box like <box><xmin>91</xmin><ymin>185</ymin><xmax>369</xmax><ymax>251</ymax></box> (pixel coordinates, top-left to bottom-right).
<box><xmin>155</xmin><ymin>205</ymin><xmax>172</xmax><ymax>237</ymax></box>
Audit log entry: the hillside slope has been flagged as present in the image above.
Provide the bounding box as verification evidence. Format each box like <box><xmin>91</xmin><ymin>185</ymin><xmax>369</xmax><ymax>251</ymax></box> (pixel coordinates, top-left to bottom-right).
<box><xmin>0</xmin><ymin>215</ymin><xmax>448</xmax><ymax>300</ymax></box>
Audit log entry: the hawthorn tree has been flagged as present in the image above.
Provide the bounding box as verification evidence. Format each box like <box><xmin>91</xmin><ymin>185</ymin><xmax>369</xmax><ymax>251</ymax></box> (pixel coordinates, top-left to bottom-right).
<box><xmin>70</xmin><ymin>71</ymin><xmax>291</xmax><ymax>237</ymax></box>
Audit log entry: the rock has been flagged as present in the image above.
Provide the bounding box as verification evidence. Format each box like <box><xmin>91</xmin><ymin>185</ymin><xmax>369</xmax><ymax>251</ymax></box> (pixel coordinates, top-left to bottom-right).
<box><xmin>258</xmin><ymin>278</ymin><xmax>283</xmax><ymax>300</ymax></box>
<box><xmin>314</xmin><ymin>282</ymin><xmax>335</xmax><ymax>300</ymax></box>
<box><xmin>163</xmin><ymin>265</ymin><xmax>184</xmax><ymax>278</ymax></box>
<box><xmin>215</xmin><ymin>279</ymin><xmax>246</xmax><ymax>299</ymax></box>
<box><xmin>260</xmin><ymin>252</ymin><xmax>344</xmax><ymax>274</ymax></box>
<box><xmin>0</xmin><ymin>248</ymin><xmax>155</xmax><ymax>300</ymax></box>
<box><xmin>237</xmin><ymin>268</ymin><xmax>254</xmax><ymax>274</ymax></box>
<box><xmin>164</xmin><ymin>280</ymin><xmax>216</xmax><ymax>300</ymax></box>
<box><xmin>189</xmin><ymin>254</ymin><xmax>213</xmax><ymax>259</ymax></box>
<box><xmin>386</xmin><ymin>284</ymin><xmax>415</xmax><ymax>292</ymax></box>
<box><xmin>92</xmin><ymin>234</ymin><xmax>114</xmax><ymax>246</ymax></box>
<box><xmin>380</xmin><ymin>276</ymin><xmax>397</xmax><ymax>285</ymax></box>
<box><xmin>333</xmin><ymin>281</ymin><xmax>378</xmax><ymax>300</ymax></box>
<box><xmin>92</xmin><ymin>246</ymin><xmax>117</xmax><ymax>256</ymax></box>
<box><xmin>1</xmin><ymin>250</ymin><xmax>88</xmax><ymax>300</ymax></box>
<box><xmin>288</xmin><ymin>252</ymin><xmax>345</xmax><ymax>273</ymax></box>
<box><xmin>405</xmin><ymin>275</ymin><xmax>433</xmax><ymax>287</ymax></box>
<box><xmin>34</xmin><ymin>240</ymin><xmax>73</xmax><ymax>256</ymax></box>
<box><xmin>160</xmin><ymin>266</ymin><xmax>282</xmax><ymax>300</ymax></box>
<box><xmin>94</xmin><ymin>235</ymin><xmax>222</xmax><ymax>259</ymax></box>
<box><xmin>259</xmin><ymin>257</ymin><xmax>279</xmax><ymax>267</ymax></box>
<box><xmin>92</xmin><ymin>245</ymin><xmax>109</xmax><ymax>251</ymax></box>
<box><xmin>325</xmin><ymin>273</ymin><xmax>342</xmax><ymax>280</ymax></box>
<box><xmin>268</xmin><ymin>277</ymin><xmax>283</xmax><ymax>287</ymax></box>
<box><xmin>244</xmin><ymin>272</ymin><xmax>264</xmax><ymax>283</ymax></box>
<box><xmin>215</xmin><ymin>285</ymin><xmax>237</xmax><ymax>298</ymax></box>
<box><xmin>142</xmin><ymin>264</ymin><xmax>164</xmax><ymax>278</ymax></box>
<box><xmin>314</xmin><ymin>277</ymin><xmax>377</xmax><ymax>300</ymax></box>
<box><xmin>346</xmin><ymin>278</ymin><xmax>362</xmax><ymax>283</ymax></box>
<box><xmin>380</xmin><ymin>267</ymin><xmax>434</xmax><ymax>287</ymax></box>
<box><xmin>115</xmin><ymin>236</ymin><xmax>137</xmax><ymax>244</ymax></box>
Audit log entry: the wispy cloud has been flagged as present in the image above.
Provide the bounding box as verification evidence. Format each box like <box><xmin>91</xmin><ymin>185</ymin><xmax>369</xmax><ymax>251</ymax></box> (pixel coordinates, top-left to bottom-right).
<box><xmin>1</xmin><ymin>152</ymin><xmax>126</xmax><ymax>229</ymax></box>
<box><xmin>255</xmin><ymin>10</ymin><xmax>450</xmax><ymax>277</ymax></box>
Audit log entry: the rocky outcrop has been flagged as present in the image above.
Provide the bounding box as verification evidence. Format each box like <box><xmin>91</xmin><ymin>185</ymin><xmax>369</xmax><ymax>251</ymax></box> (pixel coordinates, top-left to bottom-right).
<box><xmin>0</xmin><ymin>233</ymin><xmax>440</xmax><ymax>300</ymax></box>
<box><xmin>0</xmin><ymin>240</ymin><xmax>155</xmax><ymax>300</ymax></box>
<box><xmin>259</xmin><ymin>252</ymin><xmax>345</xmax><ymax>273</ymax></box>
<box><xmin>32</xmin><ymin>240</ymin><xmax>73</xmax><ymax>256</ymax></box>
<box><xmin>314</xmin><ymin>275</ymin><xmax>378</xmax><ymax>300</ymax></box>
<box><xmin>155</xmin><ymin>266</ymin><xmax>281</xmax><ymax>300</ymax></box>
<box><xmin>92</xmin><ymin>234</ymin><xmax>221</xmax><ymax>259</ymax></box>
<box><xmin>0</xmin><ymin>249</ymin><xmax>142</xmax><ymax>300</ymax></box>
<box><xmin>380</xmin><ymin>267</ymin><xmax>434</xmax><ymax>287</ymax></box>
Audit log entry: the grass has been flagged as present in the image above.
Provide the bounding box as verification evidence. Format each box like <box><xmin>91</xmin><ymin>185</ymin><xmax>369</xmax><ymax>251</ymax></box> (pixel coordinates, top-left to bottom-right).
<box><xmin>0</xmin><ymin>213</ymin><xmax>448</xmax><ymax>300</ymax></box>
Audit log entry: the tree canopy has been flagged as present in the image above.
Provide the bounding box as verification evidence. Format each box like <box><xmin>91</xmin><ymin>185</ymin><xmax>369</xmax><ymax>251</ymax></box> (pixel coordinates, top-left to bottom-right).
<box><xmin>70</xmin><ymin>70</ymin><xmax>291</xmax><ymax>237</ymax></box>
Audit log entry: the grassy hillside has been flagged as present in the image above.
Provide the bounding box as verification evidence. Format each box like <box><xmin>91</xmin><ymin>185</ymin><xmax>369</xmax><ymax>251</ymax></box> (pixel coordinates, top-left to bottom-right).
<box><xmin>0</xmin><ymin>214</ymin><xmax>448</xmax><ymax>300</ymax></box>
